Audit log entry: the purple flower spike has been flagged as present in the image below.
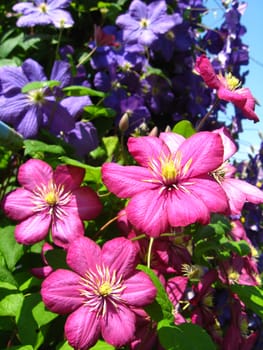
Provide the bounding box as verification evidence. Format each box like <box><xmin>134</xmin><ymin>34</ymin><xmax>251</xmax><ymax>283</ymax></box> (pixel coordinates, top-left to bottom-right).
<box><xmin>13</xmin><ymin>0</ymin><xmax>74</xmax><ymax>28</ymax></box>
<box><xmin>116</xmin><ymin>0</ymin><xmax>177</xmax><ymax>46</ymax></box>
<box><xmin>41</xmin><ymin>236</ymin><xmax>156</xmax><ymax>349</ymax></box>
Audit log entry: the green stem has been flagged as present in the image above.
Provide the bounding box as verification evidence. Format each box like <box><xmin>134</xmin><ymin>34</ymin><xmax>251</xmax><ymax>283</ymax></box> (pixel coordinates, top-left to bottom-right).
<box><xmin>77</xmin><ymin>47</ymin><xmax>97</xmax><ymax>67</ymax></box>
<box><xmin>55</xmin><ymin>27</ymin><xmax>64</xmax><ymax>60</ymax></box>
<box><xmin>196</xmin><ymin>97</ymin><xmax>220</xmax><ymax>132</ymax></box>
<box><xmin>147</xmin><ymin>237</ymin><xmax>154</xmax><ymax>269</ymax></box>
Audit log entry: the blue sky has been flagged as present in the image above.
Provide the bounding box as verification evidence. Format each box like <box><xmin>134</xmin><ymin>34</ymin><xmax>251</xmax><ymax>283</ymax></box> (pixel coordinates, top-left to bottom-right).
<box><xmin>204</xmin><ymin>1</ymin><xmax>263</xmax><ymax>161</ymax></box>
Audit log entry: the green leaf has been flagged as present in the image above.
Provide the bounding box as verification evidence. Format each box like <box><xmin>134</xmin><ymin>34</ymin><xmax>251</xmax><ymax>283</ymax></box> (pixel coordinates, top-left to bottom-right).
<box><xmin>0</xmin><ymin>33</ymin><xmax>24</xmax><ymax>58</ymax></box>
<box><xmin>21</xmin><ymin>80</ymin><xmax>60</xmax><ymax>93</ymax></box>
<box><xmin>0</xmin><ymin>265</ymin><xmax>18</xmax><ymax>287</ymax></box>
<box><xmin>230</xmin><ymin>285</ymin><xmax>263</xmax><ymax>319</ymax></box>
<box><xmin>59</xmin><ymin>156</ymin><xmax>102</xmax><ymax>184</ymax></box>
<box><xmin>24</xmin><ymin>139</ymin><xmax>66</xmax><ymax>156</ymax></box>
<box><xmin>102</xmin><ymin>136</ymin><xmax>119</xmax><ymax>161</ymax></box>
<box><xmin>0</xmin><ymin>289</ymin><xmax>23</xmax><ymax>317</ymax></box>
<box><xmin>0</xmin><ymin>225</ymin><xmax>24</xmax><ymax>270</ymax></box>
<box><xmin>63</xmin><ymin>85</ymin><xmax>106</xmax><ymax>97</ymax></box>
<box><xmin>32</xmin><ymin>300</ymin><xmax>58</xmax><ymax>327</ymax></box>
<box><xmin>172</xmin><ymin>120</ymin><xmax>196</xmax><ymax>138</ymax></box>
<box><xmin>137</xmin><ymin>264</ymin><xmax>173</xmax><ymax>322</ymax></box>
<box><xmin>158</xmin><ymin>320</ymin><xmax>216</xmax><ymax>350</ymax></box>
<box><xmin>84</xmin><ymin>105</ymin><xmax>116</xmax><ymax>119</ymax></box>
<box><xmin>7</xmin><ymin>346</ymin><xmax>34</xmax><ymax>350</ymax></box>
<box><xmin>56</xmin><ymin>341</ymin><xmax>73</xmax><ymax>350</ymax></box>
<box><xmin>90</xmin><ymin>339</ymin><xmax>115</xmax><ymax>349</ymax></box>
<box><xmin>45</xmin><ymin>249</ymin><xmax>68</xmax><ymax>270</ymax></box>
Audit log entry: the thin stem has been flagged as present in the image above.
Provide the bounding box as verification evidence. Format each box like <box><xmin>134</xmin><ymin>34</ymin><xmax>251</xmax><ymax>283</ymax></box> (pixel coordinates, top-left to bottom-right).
<box><xmin>55</xmin><ymin>27</ymin><xmax>64</xmax><ymax>60</ymax></box>
<box><xmin>196</xmin><ymin>97</ymin><xmax>220</xmax><ymax>132</ymax></box>
<box><xmin>147</xmin><ymin>237</ymin><xmax>154</xmax><ymax>269</ymax></box>
<box><xmin>77</xmin><ymin>47</ymin><xmax>97</xmax><ymax>67</ymax></box>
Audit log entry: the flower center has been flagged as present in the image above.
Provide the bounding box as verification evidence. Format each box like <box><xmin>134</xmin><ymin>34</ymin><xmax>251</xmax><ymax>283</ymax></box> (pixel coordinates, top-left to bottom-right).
<box><xmin>32</xmin><ymin>180</ymin><xmax>71</xmax><ymax>217</ymax></box>
<box><xmin>27</xmin><ymin>88</ymin><xmax>45</xmax><ymax>105</ymax></box>
<box><xmin>161</xmin><ymin>158</ymin><xmax>178</xmax><ymax>182</ymax></box>
<box><xmin>80</xmin><ymin>264</ymin><xmax>126</xmax><ymax>317</ymax></box>
<box><xmin>225</xmin><ymin>72</ymin><xmax>241</xmax><ymax>91</ymax></box>
<box><xmin>140</xmin><ymin>18</ymin><xmax>149</xmax><ymax>28</ymax></box>
<box><xmin>38</xmin><ymin>3</ymin><xmax>48</xmax><ymax>13</ymax></box>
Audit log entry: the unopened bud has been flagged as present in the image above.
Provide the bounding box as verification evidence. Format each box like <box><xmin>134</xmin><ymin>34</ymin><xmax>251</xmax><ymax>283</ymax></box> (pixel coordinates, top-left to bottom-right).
<box><xmin>165</xmin><ymin>125</ymin><xmax>171</xmax><ymax>132</ymax></box>
<box><xmin>119</xmin><ymin>112</ymin><xmax>129</xmax><ymax>132</ymax></box>
<box><xmin>149</xmin><ymin>126</ymin><xmax>158</xmax><ymax>136</ymax></box>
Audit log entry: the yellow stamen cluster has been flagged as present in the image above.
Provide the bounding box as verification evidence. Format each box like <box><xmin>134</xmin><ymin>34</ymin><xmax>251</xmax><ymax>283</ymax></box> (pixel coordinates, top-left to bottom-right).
<box><xmin>140</xmin><ymin>18</ymin><xmax>149</xmax><ymax>28</ymax></box>
<box><xmin>27</xmin><ymin>88</ymin><xmax>45</xmax><ymax>105</ymax></box>
<box><xmin>225</xmin><ymin>72</ymin><xmax>241</xmax><ymax>91</ymax></box>
<box><xmin>38</xmin><ymin>3</ymin><xmax>48</xmax><ymax>13</ymax></box>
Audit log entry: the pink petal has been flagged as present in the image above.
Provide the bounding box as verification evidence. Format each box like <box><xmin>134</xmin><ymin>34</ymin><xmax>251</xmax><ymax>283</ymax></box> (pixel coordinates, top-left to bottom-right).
<box><xmin>188</xmin><ymin>176</ymin><xmax>229</xmax><ymax>214</ymax></box>
<box><xmin>41</xmin><ymin>269</ymin><xmax>83</xmax><ymax>314</ymax></box>
<box><xmin>102</xmin><ymin>237</ymin><xmax>138</xmax><ymax>279</ymax></box>
<box><xmin>159</xmin><ymin>132</ymin><xmax>185</xmax><ymax>153</ymax></box>
<box><xmin>2</xmin><ymin>188</ymin><xmax>34</xmax><ymax>220</ymax></box>
<box><xmin>101</xmin><ymin>304</ymin><xmax>136</xmax><ymax>347</ymax></box>
<box><xmin>122</xmin><ymin>271</ymin><xmax>156</xmax><ymax>306</ymax></box>
<box><xmin>53</xmin><ymin>165</ymin><xmax>85</xmax><ymax>192</ymax></box>
<box><xmin>222</xmin><ymin>178</ymin><xmax>263</xmax><ymax>215</ymax></box>
<box><xmin>213</xmin><ymin>127</ymin><xmax>237</xmax><ymax>160</ymax></box>
<box><xmin>15</xmin><ymin>213</ymin><xmax>51</xmax><ymax>245</ymax></box>
<box><xmin>65</xmin><ymin>305</ymin><xmax>100</xmax><ymax>350</ymax></box>
<box><xmin>127</xmin><ymin>136</ymin><xmax>170</xmax><ymax>167</ymax></box>
<box><xmin>194</xmin><ymin>55</ymin><xmax>221</xmax><ymax>89</ymax></box>
<box><xmin>51</xmin><ymin>211</ymin><xmax>85</xmax><ymax>248</ymax></box>
<box><xmin>18</xmin><ymin>159</ymin><xmax>53</xmax><ymax>190</ymax></box>
<box><xmin>217</xmin><ymin>86</ymin><xmax>246</xmax><ymax>105</ymax></box>
<box><xmin>166</xmin><ymin>188</ymin><xmax>210</xmax><ymax>227</ymax></box>
<box><xmin>102</xmin><ymin>163</ymin><xmax>156</xmax><ymax>198</ymax></box>
<box><xmin>166</xmin><ymin>276</ymin><xmax>188</xmax><ymax>306</ymax></box>
<box><xmin>126</xmin><ymin>190</ymin><xmax>169</xmax><ymax>237</ymax></box>
<box><xmin>71</xmin><ymin>187</ymin><xmax>102</xmax><ymax>220</ymax></box>
<box><xmin>178</xmin><ymin>132</ymin><xmax>224</xmax><ymax>178</ymax></box>
<box><xmin>66</xmin><ymin>236</ymin><xmax>101</xmax><ymax>276</ymax></box>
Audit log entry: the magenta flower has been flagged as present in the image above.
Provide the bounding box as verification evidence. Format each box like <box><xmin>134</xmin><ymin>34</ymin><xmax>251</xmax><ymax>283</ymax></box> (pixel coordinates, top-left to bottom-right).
<box><xmin>2</xmin><ymin>159</ymin><xmax>102</xmax><ymax>247</ymax></box>
<box><xmin>41</xmin><ymin>236</ymin><xmax>156</xmax><ymax>349</ymax></box>
<box><xmin>102</xmin><ymin>132</ymin><xmax>229</xmax><ymax>237</ymax></box>
<box><xmin>194</xmin><ymin>55</ymin><xmax>259</xmax><ymax>123</ymax></box>
<box><xmin>212</xmin><ymin>127</ymin><xmax>263</xmax><ymax>215</ymax></box>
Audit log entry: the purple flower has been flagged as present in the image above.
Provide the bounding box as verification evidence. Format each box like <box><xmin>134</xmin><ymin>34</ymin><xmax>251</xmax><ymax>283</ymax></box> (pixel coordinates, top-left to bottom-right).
<box><xmin>13</xmin><ymin>0</ymin><xmax>74</xmax><ymax>28</ymax></box>
<box><xmin>116</xmin><ymin>0</ymin><xmax>177</xmax><ymax>46</ymax></box>
<box><xmin>0</xmin><ymin>59</ymin><xmax>75</xmax><ymax>138</ymax></box>
<box><xmin>63</xmin><ymin>121</ymin><xmax>99</xmax><ymax>158</ymax></box>
<box><xmin>2</xmin><ymin>159</ymin><xmax>102</xmax><ymax>248</ymax></box>
<box><xmin>41</xmin><ymin>236</ymin><xmax>156</xmax><ymax>349</ymax></box>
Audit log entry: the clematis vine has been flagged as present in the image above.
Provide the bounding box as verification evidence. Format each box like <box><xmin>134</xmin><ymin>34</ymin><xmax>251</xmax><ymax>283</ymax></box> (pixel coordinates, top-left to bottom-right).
<box><xmin>41</xmin><ymin>236</ymin><xmax>156</xmax><ymax>349</ymax></box>
<box><xmin>12</xmin><ymin>0</ymin><xmax>74</xmax><ymax>28</ymax></box>
<box><xmin>212</xmin><ymin>127</ymin><xmax>263</xmax><ymax>216</ymax></box>
<box><xmin>194</xmin><ymin>54</ymin><xmax>259</xmax><ymax>122</ymax></box>
<box><xmin>102</xmin><ymin>131</ymin><xmax>229</xmax><ymax>237</ymax></box>
<box><xmin>2</xmin><ymin>159</ymin><xmax>102</xmax><ymax>248</ymax></box>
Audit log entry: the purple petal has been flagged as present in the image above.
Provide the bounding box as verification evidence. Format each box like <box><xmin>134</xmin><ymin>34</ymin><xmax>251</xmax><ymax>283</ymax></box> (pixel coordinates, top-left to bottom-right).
<box><xmin>15</xmin><ymin>213</ymin><xmax>51</xmax><ymax>245</ymax></box>
<box><xmin>60</xmin><ymin>96</ymin><xmax>92</xmax><ymax>118</ymax></box>
<box><xmin>16</xmin><ymin>105</ymin><xmax>42</xmax><ymax>138</ymax></box>
<box><xmin>49</xmin><ymin>9</ymin><xmax>74</xmax><ymax>28</ymax></box>
<box><xmin>13</xmin><ymin>2</ymin><xmax>35</xmax><ymax>13</ymax></box>
<box><xmin>122</xmin><ymin>271</ymin><xmax>156</xmax><ymax>306</ymax></box>
<box><xmin>101</xmin><ymin>304</ymin><xmax>136</xmax><ymax>347</ymax></box>
<box><xmin>42</xmin><ymin>100</ymin><xmax>75</xmax><ymax>134</ymax></box>
<box><xmin>22</xmin><ymin>59</ymin><xmax>47</xmax><ymax>82</ymax></box>
<box><xmin>2</xmin><ymin>188</ymin><xmax>35</xmax><ymax>221</ymax></box>
<box><xmin>41</xmin><ymin>269</ymin><xmax>83</xmax><ymax>313</ymax></box>
<box><xmin>126</xmin><ymin>190</ymin><xmax>169</xmax><ymax>237</ymax></box>
<box><xmin>0</xmin><ymin>95</ymin><xmax>30</xmax><ymax>122</ymax></box>
<box><xmin>65</xmin><ymin>305</ymin><xmax>100</xmax><ymax>350</ymax></box>
<box><xmin>71</xmin><ymin>187</ymin><xmax>102</xmax><ymax>220</ymax></box>
<box><xmin>48</xmin><ymin>0</ymin><xmax>73</xmax><ymax>8</ymax></box>
<box><xmin>0</xmin><ymin>66</ymin><xmax>27</xmax><ymax>92</ymax></box>
<box><xmin>66</xmin><ymin>236</ymin><xmax>101</xmax><ymax>276</ymax></box>
<box><xmin>16</xmin><ymin>12</ymin><xmax>52</xmax><ymax>27</ymax></box>
<box><xmin>50</xmin><ymin>60</ymin><xmax>71</xmax><ymax>86</ymax></box>
<box><xmin>51</xmin><ymin>210</ymin><xmax>85</xmax><ymax>248</ymax></box>
<box><xmin>102</xmin><ymin>163</ymin><xmax>156</xmax><ymax>198</ymax></box>
<box><xmin>17</xmin><ymin>159</ymin><xmax>53</xmax><ymax>190</ymax></box>
<box><xmin>102</xmin><ymin>237</ymin><xmax>138</xmax><ymax>279</ymax></box>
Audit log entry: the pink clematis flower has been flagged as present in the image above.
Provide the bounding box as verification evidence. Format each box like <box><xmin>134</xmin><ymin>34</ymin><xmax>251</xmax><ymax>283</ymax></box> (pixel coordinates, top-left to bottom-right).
<box><xmin>102</xmin><ymin>131</ymin><xmax>229</xmax><ymax>237</ymax></box>
<box><xmin>195</xmin><ymin>54</ymin><xmax>259</xmax><ymax>122</ymax></box>
<box><xmin>212</xmin><ymin>127</ymin><xmax>263</xmax><ymax>215</ymax></box>
<box><xmin>41</xmin><ymin>236</ymin><xmax>156</xmax><ymax>349</ymax></box>
<box><xmin>2</xmin><ymin>159</ymin><xmax>102</xmax><ymax>248</ymax></box>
